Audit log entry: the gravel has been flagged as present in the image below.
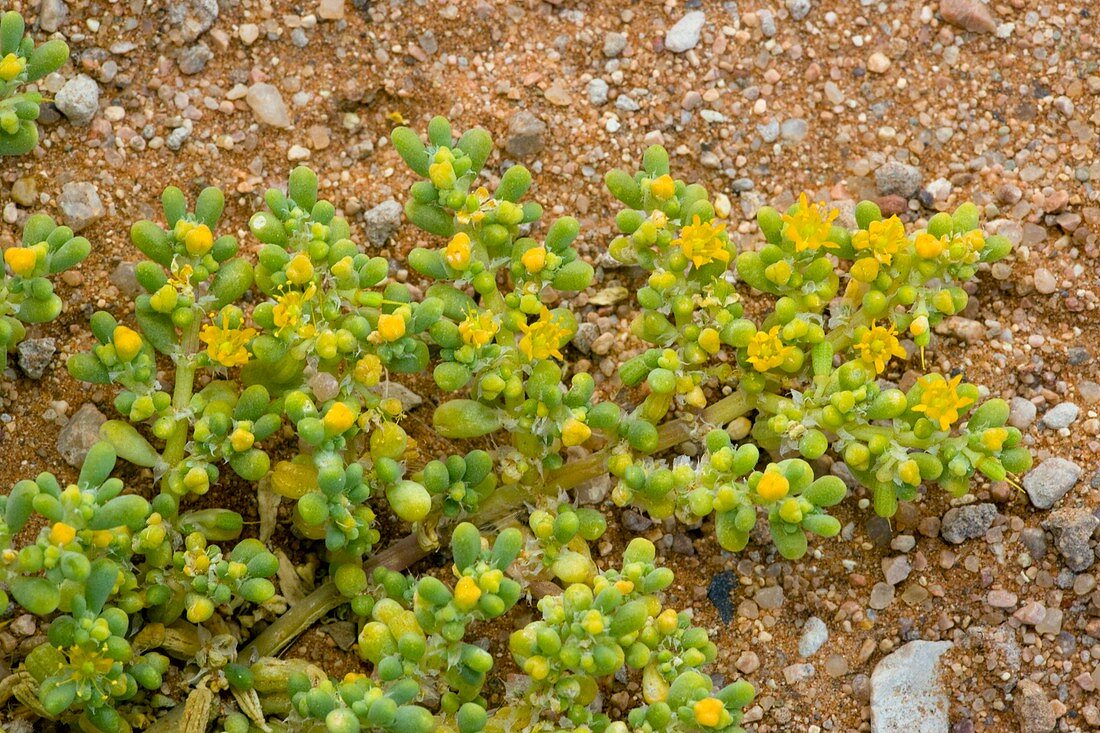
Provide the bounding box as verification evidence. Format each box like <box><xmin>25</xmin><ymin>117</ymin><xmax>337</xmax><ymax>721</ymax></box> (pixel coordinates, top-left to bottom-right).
<box><xmin>363</xmin><ymin>199</ymin><xmax>403</xmax><ymax>247</ymax></box>
<box><xmin>58</xmin><ymin>182</ymin><xmax>105</xmax><ymax>232</ymax></box>
<box><xmin>586</xmin><ymin>79</ymin><xmax>609</xmax><ymax>107</ymax></box>
<box><xmin>798</xmin><ymin>616</ymin><xmax>828</xmax><ymax>658</ymax></box>
<box><xmin>940</xmin><ymin>503</ymin><xmax>997</xmax><ymax>544</ymax></box>
<box><xmin>56</xmin><ymin>403</ymin><xmax>106</xmax><ymax>467</ymax></box>
<box><xmin>870</xmin><ymin>641</ymin><xmax>953</xmax><ymax>733</ymax></box>
<box><xmin>55</xmin><ymin>74</ymin><xmax>100</xmax><ymax>125</ymax></box>
<box><xmin>874</xmin><ymin>161</ymin><xmax>923</xmax><ymax>198</ymax></box>
<box><xmin>1008</xmin><ymin>397</ymin><xmax>1037</xmax><ymax>429</ymax></box>
<box><xmin>168</xmin><ymin>0</ymin><xmax>218</xmax><ymax>41</ymax></box>
<box><xmin>178</xmin><ymin>43</ymin><xmax>213</xmax><ymax>75</ymax></box>
<box><xmin>1014</xmin><ymin>679</ymin><xmax>1056</xmax><ymax>733</ymax></box>
<box><xmin>664</xmin><ymin>11</ymin><xmax>705</xmax><ymax>53</ymax></box>
<box><xmin>505</xmin><ymin>110</ymin><xmax>546</xmax><ymax>158</ymax></box>
<box><xmin>1043</xmin><ymin>508</ymin><xmax>1098</xmax><ymax>571</ymax></box>
<box><xmin>1040</xmin><ymin>402</ymin><xmax>1078</xmax><ymax>429</ymax></box>
<box><xmin>16</xmin><ymin>338</ymin><xmax>56</xmax><ymax>380</ymax></box>
<box><xmin>246</xmin><ymin>83</ymin><xmax>292</xmax><ymax>128</ymax></box>
<box><xmin>939</xmin><ymin>0</ymin><xmax>998</xmax><ymax>34</ymax></box>
<box><xmin>1023</xmin><ymin>458</ymin><xmax>1082</xmax><ymax>509</ymax></box>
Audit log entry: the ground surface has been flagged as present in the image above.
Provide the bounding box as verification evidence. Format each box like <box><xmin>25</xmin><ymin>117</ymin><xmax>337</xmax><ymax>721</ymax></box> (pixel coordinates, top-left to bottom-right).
<box><xmin>1</xmin><ymin>0</ymin><xmax>1098</xmax><ymax>731</ymax></box>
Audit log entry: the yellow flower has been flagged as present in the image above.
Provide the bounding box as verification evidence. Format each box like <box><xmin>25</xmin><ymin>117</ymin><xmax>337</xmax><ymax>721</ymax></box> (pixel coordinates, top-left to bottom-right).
<box><xmin>698</xmin><ymin>327</ymin><xmax>721</xmax><ymax>354</ymax></box>
<box><xmin>693</xmin><ymin>697</ymin><xmax>725</xmax><ymax>728</ymax></box>
<box><xmin>285</xmin><ymin>253</ymin><xmax>314</xmax><ymax>285</ymax></box>
<box><xmin>199</xmin><ymin>313</ymin><xmax>255</xmax><ymax>368</ymax></box>
<box><xmin>781</xmin><ymin>193</ymin><xmax>839</xmax><ymax>252</ymax></box>
<box><xmin>852</xmin><ymin>216</ymin><xmax>907</xmax><ymax>266</ymax></box>
<box><xmin>853</xmin><ymin>322</ymin><xmax>907</xmax><ymax>374</ymax></box>
<box><xmin>229</xmin><ymin>427</ymin><xmax>255</xmax><ymax>452</ymax></box>
<box><xmin>756</xmin><ymin>471</ymin><xmax>789</xmax><ymax>502</ymax></box>
<box><xmin>323</xmin><ymin>402</ymin><xmax>358</xmax><ymax>435</ymax></box>
<box><xmin>673</xmin><ymin>216</ymin><xmax>730</xmax><ymax>269</ymax></box>
<box><xmin>4</xmin><ymin>246</ymin><xmax>37</xmax><ymax>277</ymax></box>
<box><xmin>561</xmin><ymin>418</ymin><xmax>591</xmax><ymax>447</ymax></box>
<box><xmin>778</xmin><ymin>497</ymin><xmax>803</xmax><ymax>524</ymax></box>
<box><xmin>113</xmin><ymin>325</ymin><xmax>143</xmax><ymax>362</ymax></box>
<box><xmin>49</xmin><ymin>522</ymin><xmax>77</xmax><ymax>546</ymax></box>
<box><xmin>912</xmin><ymin>374</ymin><xmax>973</xmax><ymax>431</ymax></box>
<box><xmin>354</xmin><ymin>354</ymin><xmax>383</xmax><ymax>387</ymax></box>
<box><xmin>745</xmin><ymin>325</ymin><xmax>794</xmax><ymax>372</ymax></box>
<box><xmin>454</xmin><ymin>576</ymin><xmax>482</xmax><ymax>610</ymax></box>
<box><xmin>914</xmin><ymin>232</ymin><xmax>945</xmax><ymax>259</ymax></box>
<box><xmin>459</xmin><ymin>310</ymin><xmax>498</xmax><ymax>348</ymax></box>
<box><xmin>521</xmin><ymin>246</ymin><xmax>547</xmax><ymax>273</ymax></box>
<box><xmin>376</xmin><ymin>311</ymin><xmax>407</xmax><ymax>342</ymax></box>
<box><xmin>184</xmin><ymin>224</ymin><xmax>214</xmax><ymax>257</ymax></box>
<box><xmin>0</xmin><ymin>53</ymin><xmax>25</xmax><ymax>82</ymax></box>
<box><xmin>650</xmin><ymin>174</ymin><xmax>676</xmax><ymax>199</ymax></box>
<box><xmin>456</xmin><ymin>187</ymin><xmax>496</xmax><ymax>225</ymax></box>
<box><xmin>518</xmin><ymin>308</ymin><xmax>569</xmax><ymax>361</ymax></box>
<box><xmin>273</xmin><ymin>284</ymin><xmax>316</xmax><ymax>332</ymax></box>
<box><xmin>445</xmin><ymin>232</ymin><xmax>472</xmax><ymax>270</ymax></box>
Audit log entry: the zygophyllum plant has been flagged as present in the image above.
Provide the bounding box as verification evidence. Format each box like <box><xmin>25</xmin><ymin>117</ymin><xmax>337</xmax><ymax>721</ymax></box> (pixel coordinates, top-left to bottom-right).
<box><xmin>2</xmin><ymin>212</ymin><xmax>90</xmax><ymax>372</ymax></box>
<box><xmin>0</xmin><ymin>116</ymin><xmax>1028</xmax><ymax>733</ymax></box>
<box><xmin>0</xmin><ymin>10</ymin><xmax>68</xmax><ymax>155</ymax></box>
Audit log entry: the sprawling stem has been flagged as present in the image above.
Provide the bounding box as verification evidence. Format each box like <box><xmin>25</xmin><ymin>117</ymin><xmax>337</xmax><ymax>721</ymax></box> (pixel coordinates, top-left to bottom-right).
<box><xmin>160</xmin><ymin>317</ymin><xmax>201</xmax><ymax>489</ymax></box>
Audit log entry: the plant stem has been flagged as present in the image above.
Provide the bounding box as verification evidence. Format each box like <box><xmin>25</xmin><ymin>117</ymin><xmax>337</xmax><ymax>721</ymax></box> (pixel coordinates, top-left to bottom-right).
<box><xmin>241</xmin><ymin>533</ymin><xmax>428</xmax><ymax>659</ymax></box>
<box><xmin>247</xmin><ymin>389</ymin><xmax>758</xmax><ymax>671</ymax></box>
<box><xmin>161</xmin><ymin>317</ymin><xmax>201</xmax><ymax>490</ymax></box>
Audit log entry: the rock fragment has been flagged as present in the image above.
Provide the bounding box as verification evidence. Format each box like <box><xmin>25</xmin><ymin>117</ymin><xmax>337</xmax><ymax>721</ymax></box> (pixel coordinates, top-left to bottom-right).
<box><xmin>665</xmin><ymin>11</ymin><xmax>705</xmax><ymax>53</ymax></box>
<box><xmin>870</xmin><ymin>641</ymin><xmax>953</xmax><ymax>733</ymax></box>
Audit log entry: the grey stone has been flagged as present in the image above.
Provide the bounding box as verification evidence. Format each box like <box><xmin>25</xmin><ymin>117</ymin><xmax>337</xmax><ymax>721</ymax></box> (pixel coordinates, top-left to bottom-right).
<box><xmin>940</xmin><ymin>503</ymin><xmax>997</xmax><ymax>544</ymax></box>
<box><xmin>505</xmin><ymin>111</ymin><xmax>546</xmax><ymax>158</ymax></box>
<box><xmin>621</xmin><ymin>509</ymin><xmax>651</xmax><ymax>533</ymax></box>
<box><xmin>379</xmin><ymin>381</ymin><xmax>423</xmax><ymax>412</ymax></box>
<box><xmin>57</xmin><ymin>403</ymin><xmax>106</xmax><ymax>467</ymax></box>
<box><xmin>875</xmin><ymin>161</ymin><xmax>923</xmax><ymax>198</ymax></box>
<box><xmin>1008</xmin><ymin>397</ymin><xmax>1037</xmax><ymax>429</ymax></box>
<box><xmin>1043</xmin><ymin>508</ymin><xmax>1098</xmax><ymax>571</ymax></box>
<box><xmin>363</xmin><ymin>199</ymin><xmax>403</xmax><ymax>247</ymax></box>
<box><xmin>939</xmin><ymin>0</ymin><xmax>997</xmax><ymax>34</ymax></box>
<box><xmin>38</xmin><ymin>0</ymin><xmax>68</xmax><ymax>32</ymax></box>
<box><xmin>177</xmin><ymin>43</ymin><xmax>212</xmax><ymax>75</ymax></box>
<box><xmin>758</xmin><ymin>119</ymin><xmax>780</xmax><ymax>143</ymax></box>
<box><xmin>869</xmin><ymin>582</ymin><xmax>895</xmax><ymax>609</ymax></box>
<box><xmin>587</xmin><ymin>78</ymin><xmax>609</xmax><ymax>106</ymax></box>
<box><xmin>755</xmin><ymin>585</ymin><xmax>784</xmax><ymax>610</ymax></box>
<box><xmin>780</xmin><ymin>117</ymin><xmax>809</xmax><ymax>142</ymax></box>
<box><xmin>58</xmin><ymin>182</ymin><xmax>105</xmax><ymax>232</ymax></box>
<box><xmin>1020</xmin><ymin>527</ymin><xmax>1047</xmax><ymax>559</ymax></box>
<box><xmin>615</xmin><ymin>95</ymin><xmax>640</xmax><ymax>112</ymax></box>
<box><xmin>1023</xmin><ymin>458</ymin><xmax>1082</xmax><ymax>509</ymax></box>
<box><xmin>798</xmin><ymin>616</ymin><xmax>828</xmax><ymax>658</ymax></box>
<box><xmin>786</xmin><ymin>0</ymin><xmax>811</xmax><ymax>20</ymax></box>
<box><xmin>109</xmin><ymin>262</ymin><xmax>141</xmax><ymax>297</ymax></box>
<box><xmin>870</xmin><ymin>641</ymin><xmax>953</xmax><ymax>733</ymax></box>
<box><xmin>783</xmin><ymin>663</ymin><xmax>815</xmax><ymax>683</ymax></box>
<box><xmin>246</xmin><ymin>83</ymin><xmax>292</xmax><ymax>128</ymax></box>
<box><xmin>55</xmin><ymin>74</ymin><xmax>99</xmax><ymax>125</ymax></box>
<box><xmin>1040</xmin><ymin>402</ymin><xmax>1078</xmax><ymax>429</ymax></box>
<box><xmin>758</xmin><ymin>8</ymin><xmax>777</xmax><ymax>36</ymax></box>
<box><xmin>166</xmin><ymin>125</ymin><xmax>191</xmax><ymax>151</ymax></box>
<box><xmin>1013</xmin><ymin>679</ymin><xmax>1056</xmax><ymax>733</ymax></box>
<box><xmin>664</xmin><ymin>11</ymin><xmax>705</xmax><ymax>53</ymax></box>
<box><xmin>602</xmin><ymin>31</ymin><xmax>627</xmax><ymax>57</ymax></box>
<box><xmin>16</xmin><ymin>338</ymin><xmax>56</xmax><ymax>379</ymax></box>
<box><xmin>882</xmin><ymin>555</ymin><xmax>912</xmax><ymax>586</ymax></box>
<box><xmin>168</xmin><ymin>0</ymin><xmax>218</xmax><ymax>41</ymax></box>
